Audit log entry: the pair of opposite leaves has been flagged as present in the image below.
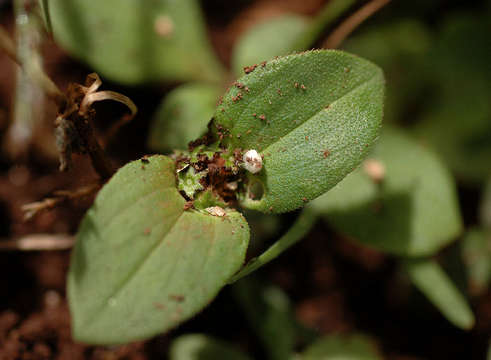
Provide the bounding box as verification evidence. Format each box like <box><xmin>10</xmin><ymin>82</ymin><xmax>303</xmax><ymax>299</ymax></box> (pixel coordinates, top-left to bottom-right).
<box><xmin>69</xmin><ymin>50</ymin><xmax>385</xmax><ymax>344</ymax></box>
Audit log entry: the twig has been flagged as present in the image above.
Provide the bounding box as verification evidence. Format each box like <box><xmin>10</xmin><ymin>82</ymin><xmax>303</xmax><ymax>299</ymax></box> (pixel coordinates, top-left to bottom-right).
<box><xmin>22</xmin><ymin>183</ymin><xmax>100</xmax><ymax>220</ymax></box>
<box><xmin>322</xmin><ymin>0</ymin><xmax>391</xmax><ymax>49</ymax></box>
<box><xmin>0</xmin><ymin>234</ymin><xmax>74</xmax><ymax>251</ymax></box>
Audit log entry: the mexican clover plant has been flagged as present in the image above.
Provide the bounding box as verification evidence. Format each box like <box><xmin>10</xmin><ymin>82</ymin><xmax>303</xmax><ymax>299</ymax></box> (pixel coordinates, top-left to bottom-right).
<box><xmin>68</xmin><ymin>50</ymin><xmax>384</xmax><ymax>344</ymax></box>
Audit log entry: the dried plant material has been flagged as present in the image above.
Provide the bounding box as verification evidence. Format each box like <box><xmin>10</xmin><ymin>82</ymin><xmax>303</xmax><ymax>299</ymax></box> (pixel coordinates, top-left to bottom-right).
<box><xmin>55</xmin><ymin>73</ymin><xmax>137</xmax><ymax>178</ymax></box>
<box><xmin>22</xmin><ymin>183</ymin><xmax>100</xmax><ymax>220</ymax></box>
<box><xmin>0</xmin><ymin>25</ymin><xmax>19</xmax><ymax>64</ymax></box>
<box><xmin>0</xmin><ymin>234</ymin><xmax>75</xmax><ymax>251</ymax></box>
<box><xmin>205</xmin><ymin>206</ymin><xmax>227</xmax><ymax>217</ymax></box>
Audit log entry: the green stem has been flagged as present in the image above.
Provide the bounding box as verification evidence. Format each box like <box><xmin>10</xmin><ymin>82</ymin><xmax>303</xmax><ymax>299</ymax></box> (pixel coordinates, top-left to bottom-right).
<box><xmin>7</xmin><ymin>0</ymin><xmax>45</xmax><ymax>157</ymax></box>
<box><xmin>228</xmin><ymin>207</ymin><xmax>318</xmax><ymax>284</ymax></box>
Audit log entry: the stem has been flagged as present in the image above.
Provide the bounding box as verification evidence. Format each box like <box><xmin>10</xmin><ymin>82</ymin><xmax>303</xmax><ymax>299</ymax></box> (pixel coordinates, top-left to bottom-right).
<box><xmin>228</xmin><ymin>207</ymin><xmax>318</xmax><ymax>284</ymax></box>
<box><xmin>7</xmin><ymin>0</ymin><xmax>45</xmax><ymax>158</ymax></box>
<box><xmin>22</xmin><ymin>183</ymin><xmax>100</xmax><ymax>220</ymax></box>
<box><xmin>322</xmin><ymin>0</ymin><xmax>391</xmax><ymax>49</ymax></box>
<box><xmin>0</xmin><ymin>23</ymin><xmax>65</xmax><ymax>107</ymax></box>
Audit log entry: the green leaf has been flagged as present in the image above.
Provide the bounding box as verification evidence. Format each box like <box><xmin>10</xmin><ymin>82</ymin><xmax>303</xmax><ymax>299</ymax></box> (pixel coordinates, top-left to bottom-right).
<box><xmin>177</xmin><ymin>166</ymin><xmax>207</xmax><ymax>198</ymax></box>
<box><xmin>213</xmin><ymin>50</ymin><xmax>384</xmax><ymax>214</ymax></box>
<box><xmin>302</xmin><ymin>334</ymin><xmax>382</xmax><ymax>360</ymax></box>
<box><xmin>45</xmin><ymin>0</ymin><xmax>225</xmax><ymax>84</ymax></box>
<box><xmin>461</xmin><ymin>228</ymin><xmax>491</xmax><ymax>295</ymax></box>
<box><xmin>231</xmin><ymin>0</ymin><xmax>358</xmax><ymax>77</ymax></box>
<box><xmin>68</xmin><ymin>155</ymin><xmax>249</xmax><ymax>344</ymax></box>
<box><xmin>412</xmin><ymin>14</ymin><xmax>491</xmax><ymax>183</ymax></box>
<box><xmin>481</xmin><ymin>177</ymin><xmax>491</xmax><ymax>229</ymax></box>
<box><xmin>231</xmin><ymin>15</ymin><xmax>309</xmax><ymax>76</ymax></box>
<box><xmin>403</xmin><ymin>258</ymin><xmax>475</xmax><ymax>330</ymax></box>
<box><xmin>148</xmin><ymin>83</ymin><xmax>221</xmax><ymax>152</ymax></box>
<box><xmin>229</xmin><ymin>207</ymin><xmax>317</xmax><ymax>283</ymax></box>
<box><xmin>311</xmin><ymin>127</ymin><xmax>462</xmax><ymax>256</ymax></box>
<box><xmin>170</xmin><ymin>334</ymin><xmax>252</xmax><ymax>360</ymax></box>
<box><xmin>233</xmin><ymin>279</ymin><xmax>299</xmax><ymax>360</ymax></box>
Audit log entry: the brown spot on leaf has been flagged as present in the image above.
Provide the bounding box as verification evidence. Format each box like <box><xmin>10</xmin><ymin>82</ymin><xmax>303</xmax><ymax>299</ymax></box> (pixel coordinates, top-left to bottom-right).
<box><xmin>183</xmin><ymin>201</ymin><xmax>194</xmax><ymax>211</ymax></box>
<box><xmin>154</xmin><ymin>302</ymin><xmax>166</xmax><ymax>310</ymax></box>
<box><xmin>244</xmin><ymin>64</ymin><xmax>257</xmax><ymax>74</ymax></box>
<box><xmin>169</xmin><ymin>295</ymin><xmax>185</xmax><ymax>303</ymax></box>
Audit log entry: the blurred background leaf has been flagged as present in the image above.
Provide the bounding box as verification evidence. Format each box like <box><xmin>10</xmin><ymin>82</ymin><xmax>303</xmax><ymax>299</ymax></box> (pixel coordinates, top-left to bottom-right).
<box><xmin>301</xmin><ymin>333</ymin><xmax>382</xmax><ymax>360</ymax></box>
<box><xmin>44</xmin><ymin>0</ymin><xmax>225</xmax><ymax>84</ymax></box>
<box><xmin>461</xmin><ymin>228</ymin><xmax>491</xmax><ymax>296</ymax></box>
<box><xmin>481</xmin><ymin>178</ymin><xmax>491</xmax><ymax>228</ymax></box>
<box><xmin>148</xmin><ymin>83</ymin><xmax>221</xmax><ymax>152</ymax></box>
<box><xmin>231</xmin><ymin>0</ymin><xmax>356</xmax><ymax>77</ymax></box>
<box><xmin>232</xmin><ymin>14</ymin><xmax>309</xmax><ymax>76</ymax></box>
<box><xmin>412</xmin><ymin>14</ymin><xmax>491</xmax><ymax>184</ymax></box>
<box><xmin>342</xmin><ymin>19</ymin><xmax>432</xmax><ymax>124</ymax></box>
<box><xmin>312</xmin><ymin>126</ymin><xmax>462</xmax><ymax>256</ymax></box>
<box><xmin>169</xmin><ymin>334</ymin><xmax>252</xmax><ymax>360</ymax></box>
<box><xmin>233</xmin><ymin>277</ymin><xmax>305</xmax><ymax>360</ymax></box>
<box><xmin>403</xmin><ymin>258</ymin><xmax>475</xmax><ymax>330</ymax></box>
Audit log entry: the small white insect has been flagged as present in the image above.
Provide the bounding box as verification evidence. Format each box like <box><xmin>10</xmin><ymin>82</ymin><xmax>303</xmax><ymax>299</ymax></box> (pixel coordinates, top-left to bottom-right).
<box><xmin>243</xmin><ymin>149</ymin><xmax>263</xmax><ymax>174</ymax></box>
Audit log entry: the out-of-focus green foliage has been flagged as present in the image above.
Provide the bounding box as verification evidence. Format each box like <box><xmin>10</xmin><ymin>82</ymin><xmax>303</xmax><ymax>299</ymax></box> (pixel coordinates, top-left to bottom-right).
<box><xmin>480</xmin><ymin>178</ymin><xmax>491</xmax><ymax>228</ymax></box>
<box><xmin>233</xmin><ymin>278</ymin><xmax>300</xmax><ymax>360</ymax></box>
<box><xmin>232</xmin><ymin>0</ymin><xmax>356</xmax><ymax>76</ymax></box>
<box><xmin>462</xmin><ymin>228</ymin><xmax>491</xmax><ymax>296</ymax></box>
<box><xmin>403</xmin><ymin>258</ymin><xmax>475</xmax><ymax>330</ymax></box>
<box><xmin>169</xmin><ymin>334</ymin><xmax>252</xmax><ymax>360</ymax></box>
<box><xmin>148</xmin><ymin>83</ymin><xmax>221</xmax><ymax>152</ymax></box>
<box><xmin>302</xmin><ymin>334</ymin><xmax>382</xmax><ymax>360</ymax></box>
<box><xmin>312</xmin><ymin>127</ymin><xmax>462</xmax><ymax>256</ymax></box>
<box><xmin>232</xmin><ymin>14</ymin><xmax>309</xmax><ymax>76</ymax></box>
<box><xmin>413</xmin><ymin>14</ymin><xmax>491</xmax><ymax>184</ymax></box>
<box><xmin>44</xmin><ymin>0</ymin><xmax>225</xmax><ymax>84</ymax></box>
<box><xmin>342</xmin><ymin>19</ymin><xmax>432</xmax><ymax>124</ymax></box>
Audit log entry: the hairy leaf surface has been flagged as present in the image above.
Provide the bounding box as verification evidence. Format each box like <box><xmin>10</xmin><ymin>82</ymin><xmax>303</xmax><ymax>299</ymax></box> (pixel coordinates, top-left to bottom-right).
<box><xmin>214</xmin><ymin>50</ymin><xmax>384</xmax><ymax>213</ymax></box>
<box><xmin>68</xmin><ymin>156</ymin><xmax>249</xmax><ymax>344</ymax></box>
